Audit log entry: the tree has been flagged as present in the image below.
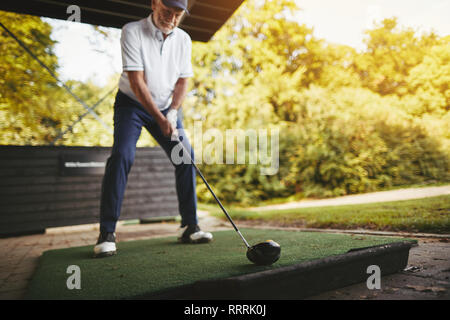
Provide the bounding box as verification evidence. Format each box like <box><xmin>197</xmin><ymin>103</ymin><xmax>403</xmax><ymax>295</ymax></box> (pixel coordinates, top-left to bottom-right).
<box><xmin>0</xmin><ymin>10</ymin><xmax>62</xmax><ymax>145</ymax></box>
<box><xmin>185</xmin><ymin>1</ymin><xmax>449</xmax><ymax>205</ymax></box>
<box><xmin>0</xmin><ymin>11</ymin><xmax>121</xmax><ymax>146</ymax></box>
<box><xmin>401</xmin><ymin>36</ymin><xmax>450</xmax><ymax>116</ymax></box>
<box><xmin>354</xmin><ymin>18</ymin><xmax>439</xmax><ymax>96</ymax></box>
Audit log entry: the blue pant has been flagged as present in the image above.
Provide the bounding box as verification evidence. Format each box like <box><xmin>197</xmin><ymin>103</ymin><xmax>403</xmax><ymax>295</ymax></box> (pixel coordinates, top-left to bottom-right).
<box><xmin>99</xmin><ymin>90</ymin><xmax>198</xmax><ymax>233</ymax></box>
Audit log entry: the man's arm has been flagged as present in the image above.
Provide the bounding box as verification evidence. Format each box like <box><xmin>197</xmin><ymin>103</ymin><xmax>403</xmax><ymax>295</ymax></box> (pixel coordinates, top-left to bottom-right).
<box><xmin>169</xmin><ymin>77</ymin><xmax>189</xmax><ymax>111</ymax></box>
<box><xmin>127</xmin><ymin>70</ymin><xmax>173</xmax><ymax>137</ymax></box>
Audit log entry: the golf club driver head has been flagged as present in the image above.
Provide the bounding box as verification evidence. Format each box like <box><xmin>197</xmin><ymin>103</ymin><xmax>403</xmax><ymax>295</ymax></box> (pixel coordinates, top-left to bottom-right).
<box><xmin>246</xmin><ymin>240</ymin><xmax>281</xmax><ymax>265</ymax></box>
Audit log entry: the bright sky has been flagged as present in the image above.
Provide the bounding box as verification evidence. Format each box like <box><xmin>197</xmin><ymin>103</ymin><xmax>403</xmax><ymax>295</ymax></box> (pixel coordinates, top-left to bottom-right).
<box><xmin>43</xmin><ymin>0</ymin><xmax>450</xmax><ymax>86</ymax></box>
<box><xmin>295</xmin><ymin>0</ymin><xmax>450</xmax><ymax>49</ymax></box>
<box><xmin>42</xmin><ymin>18</ymin><xmax>122</xmax><ymax>87</ymax></box>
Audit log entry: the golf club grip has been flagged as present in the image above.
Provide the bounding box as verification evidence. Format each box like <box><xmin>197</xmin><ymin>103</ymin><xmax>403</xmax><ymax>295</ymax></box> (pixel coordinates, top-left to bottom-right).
<box><xmin>174</xmin><ymin>136</ymin><xmax>250</xmax><ymax>248</ymax></box>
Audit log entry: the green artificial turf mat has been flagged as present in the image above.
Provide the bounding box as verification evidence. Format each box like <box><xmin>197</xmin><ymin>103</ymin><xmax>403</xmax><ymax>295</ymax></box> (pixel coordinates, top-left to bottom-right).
<box><xmin>25</xmin><ymin>229</ymin><xmax>414</xmax><ymax>299</ymax></box>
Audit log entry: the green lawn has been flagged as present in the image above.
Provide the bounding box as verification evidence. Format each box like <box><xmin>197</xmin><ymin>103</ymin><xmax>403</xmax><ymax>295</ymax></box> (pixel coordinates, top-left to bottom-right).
<box><xmin>25</xmin><ymin>229</ymin><xmax>412</xmax><ymax>300</ymax></box>
<box><xmin>201</xmin><ymin>195</ymin><xmax>450</xmax><ymax>234</ymax></box>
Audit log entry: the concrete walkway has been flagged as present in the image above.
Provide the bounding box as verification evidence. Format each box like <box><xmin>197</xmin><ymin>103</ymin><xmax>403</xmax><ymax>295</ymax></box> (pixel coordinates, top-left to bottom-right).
<box><xmin>249</xmin><ymin>185</ymin><xmax>450</xmax><ymax>211</ymax></box>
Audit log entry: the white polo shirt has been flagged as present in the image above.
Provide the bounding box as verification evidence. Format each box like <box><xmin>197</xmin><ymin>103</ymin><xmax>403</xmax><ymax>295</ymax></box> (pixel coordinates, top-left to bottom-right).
<box><xmin>118</xmin><ymin>14</ymin><xmax>194</xmax><ymax>110</ymax></box>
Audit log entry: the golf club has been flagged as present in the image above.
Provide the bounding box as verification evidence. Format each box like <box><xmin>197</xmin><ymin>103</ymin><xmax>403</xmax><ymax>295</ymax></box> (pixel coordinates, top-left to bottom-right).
<box><xmin>172</xmin><ymin>132</ymin><xmax>281</xmax><ymax>265</ymax></box>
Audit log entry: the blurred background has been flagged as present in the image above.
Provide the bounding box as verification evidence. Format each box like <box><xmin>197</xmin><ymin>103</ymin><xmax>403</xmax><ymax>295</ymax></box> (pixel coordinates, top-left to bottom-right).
<box><xmin>1</xmin><ymin>0</ymin><xmax>449</xmax><ymax>206</ymax></box>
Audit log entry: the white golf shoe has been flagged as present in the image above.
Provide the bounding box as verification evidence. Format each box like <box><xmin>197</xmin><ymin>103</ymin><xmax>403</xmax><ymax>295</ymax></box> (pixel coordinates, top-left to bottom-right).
<box><xmin>178</xmin><ymin>225</ymin><xmax>213</xmax><ymax>244</ymax></box>
<box><xmin>93</xmin><ymin>232</ymin><xmax>117</xmax><ymax>258</ymax></box>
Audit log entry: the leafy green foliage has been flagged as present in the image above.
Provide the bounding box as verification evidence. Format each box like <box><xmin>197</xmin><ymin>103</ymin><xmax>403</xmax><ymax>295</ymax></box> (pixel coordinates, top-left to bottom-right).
<box><xmin>0</xmin><ymin>11</ymin><xmax>61</xmax><ymax>144</ymax></box>
<box><xmin>354</xmin><ymin>18</ymin><xmax>440</xmax><ymax>96</ymax></box>
<box><xmin>187</xmin><ymin>0</ymin><xmax>449</xmax><ymax>205</ymax></box>
<box><xmin>278</xmin><ymin>87</ymin><xmax>449</xmax><ymax>199</ymax></box>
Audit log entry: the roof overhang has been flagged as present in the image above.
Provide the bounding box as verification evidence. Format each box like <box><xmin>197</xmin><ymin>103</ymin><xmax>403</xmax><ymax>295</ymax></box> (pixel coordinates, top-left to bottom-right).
<box><xmin>0</xmin><ymin>0</ymin><xmax>244</xmax><ymax>42</ymax></box>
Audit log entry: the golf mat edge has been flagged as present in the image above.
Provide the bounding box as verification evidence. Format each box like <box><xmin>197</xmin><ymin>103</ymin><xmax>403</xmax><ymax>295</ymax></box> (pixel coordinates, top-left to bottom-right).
<box><xmin>139</xmin><ymin>241</ymin><xmax>414</xmax><ymax>299</ymax></box>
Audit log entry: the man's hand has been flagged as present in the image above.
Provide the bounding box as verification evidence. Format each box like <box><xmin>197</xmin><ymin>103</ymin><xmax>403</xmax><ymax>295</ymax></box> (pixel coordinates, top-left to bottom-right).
<box><xmin>166</xmin><ymin>108</ymin><xmax>179</xmax><ymax>140</ymax></box>
<box><xmin>157</xmin><ymin>117</ymin><xmax>174</xmax><ymax>138</ymax></box>
<box><xmin>164</xmin><ymin>78</ymin><xmax>187</xmax><ymax>140</ymax></box>
<box><xmin>166</xmin><ymin>107</ymin><xmax>177</xmax><ymax>126</ymax></box>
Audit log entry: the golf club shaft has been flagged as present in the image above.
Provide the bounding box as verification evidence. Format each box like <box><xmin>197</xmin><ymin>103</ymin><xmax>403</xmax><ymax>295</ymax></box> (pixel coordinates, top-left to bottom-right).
<box><xmin>174</xmin><ymin>134</ymin><xmax>251</xmax><ymax>249</ymax></box>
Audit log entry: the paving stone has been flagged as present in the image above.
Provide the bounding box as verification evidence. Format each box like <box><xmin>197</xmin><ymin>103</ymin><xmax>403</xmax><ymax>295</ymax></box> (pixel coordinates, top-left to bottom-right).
<box><xmin>0</xmin><ymin>289</ymin><xmax>26</xmax><ymax>300</ymax></box>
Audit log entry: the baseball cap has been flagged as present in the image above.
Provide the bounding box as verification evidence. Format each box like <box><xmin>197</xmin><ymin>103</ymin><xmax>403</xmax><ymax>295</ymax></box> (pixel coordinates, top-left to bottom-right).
<box><xmin>161</xmin><ymin>0</ymin><xmax>190</xmax><ymax>14</ymax></box>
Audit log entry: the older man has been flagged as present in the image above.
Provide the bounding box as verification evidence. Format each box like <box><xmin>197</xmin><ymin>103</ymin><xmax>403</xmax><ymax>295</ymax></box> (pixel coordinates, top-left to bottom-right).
<box><xmin>94</xmin><ymin>0</ymin><xmax>212</xmax><ymax>258</ymax></box>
